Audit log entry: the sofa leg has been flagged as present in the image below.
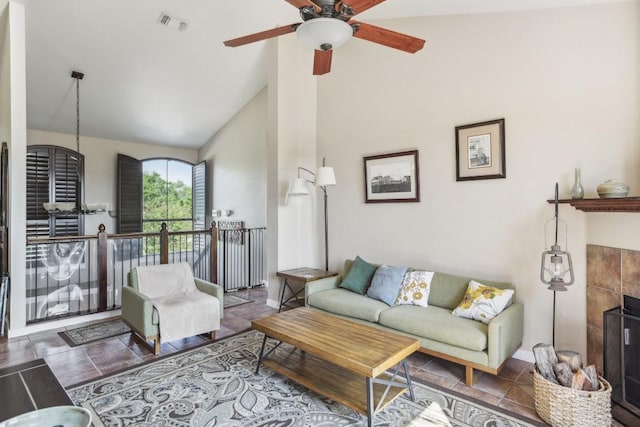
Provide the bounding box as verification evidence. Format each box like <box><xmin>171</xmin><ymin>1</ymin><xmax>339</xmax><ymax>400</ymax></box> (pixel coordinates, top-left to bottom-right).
<box><xmin>465</xmin><ymin>366</ymin><xmax>474</xmax><ymax>386</ymax></box>
<box><xmin>154</xmin><ymin>338</ymin><xmax>160</xmax><ymax>355</ymax></box>
<box><xmin>210</xmin><ymin>331</ymin><xmax>216</xmax><ymax>340</ymax></box>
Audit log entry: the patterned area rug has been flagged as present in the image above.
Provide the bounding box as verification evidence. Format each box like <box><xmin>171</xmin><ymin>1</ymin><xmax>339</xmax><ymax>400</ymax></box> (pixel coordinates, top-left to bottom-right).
<box><xmin>59</xmin><ymin>295</ymin><xmax>249</xmax><ymax>347</ymax></box>
<box><xmin>68</xmin><ymin>330</ymin><xmax>543</xmax><ymax>426</ymax></box>
<box><xmin>59</xmin><ymin>319</ymin><xmax>131</xmax><ymax>347</ymax></box>
<box><xmin>223</xmin><ymin>293</ymin><xmax>253</xmax><ymax>308</ymax></box>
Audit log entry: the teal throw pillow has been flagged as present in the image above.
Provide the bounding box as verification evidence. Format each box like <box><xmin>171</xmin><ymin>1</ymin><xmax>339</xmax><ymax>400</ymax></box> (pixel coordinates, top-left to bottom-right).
<box><xmin>340</xmin><ymin>256</ymin><xmax>377</xmax><ymax>295</ymax></box>
<box><xmin>366</xmin><ymin>264</ymin><xmax>408</xmax><ymax>305</ymax></box>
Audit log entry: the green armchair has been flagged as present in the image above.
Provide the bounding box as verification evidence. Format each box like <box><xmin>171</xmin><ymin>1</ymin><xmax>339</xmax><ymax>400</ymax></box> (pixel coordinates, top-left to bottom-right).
<box><xmin>121</xmin><ymin>263</ymin><xmax>223</xmax><ymax>354</ymax></box>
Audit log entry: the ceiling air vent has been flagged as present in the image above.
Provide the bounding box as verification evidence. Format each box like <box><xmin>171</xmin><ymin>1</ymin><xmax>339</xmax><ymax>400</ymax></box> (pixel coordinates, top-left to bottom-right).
<box><xmin>157</xmin><ymin>12</ymin><xmax>188</xmax><ymax>32</ymax></box>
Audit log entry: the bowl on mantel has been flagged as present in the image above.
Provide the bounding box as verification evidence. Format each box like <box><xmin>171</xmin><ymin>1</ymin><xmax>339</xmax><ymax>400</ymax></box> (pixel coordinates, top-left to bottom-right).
<box><xmin>597</xmin><ymin>179</ymin><xmax>629</xmax><ymax>198</ymax></box>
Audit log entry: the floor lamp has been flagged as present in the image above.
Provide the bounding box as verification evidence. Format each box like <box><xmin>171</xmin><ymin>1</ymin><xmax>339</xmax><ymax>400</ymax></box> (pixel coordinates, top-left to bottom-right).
<box><xmin>286</xmin><ymin>158</ymin><xmax>336</xmax><ymax>271</ymax></box>
<box><xmin>540</xmin><ymin>182</ymin><xmax>575</xmax><ymax>347</ymax></box>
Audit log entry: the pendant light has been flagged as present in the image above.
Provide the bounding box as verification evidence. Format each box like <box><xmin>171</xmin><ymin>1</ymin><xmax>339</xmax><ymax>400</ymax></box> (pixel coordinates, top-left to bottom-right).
<box><xmin>71</xmin><ymin>70</ymin><xmax>84</xmax><ymax>212</ymax></box>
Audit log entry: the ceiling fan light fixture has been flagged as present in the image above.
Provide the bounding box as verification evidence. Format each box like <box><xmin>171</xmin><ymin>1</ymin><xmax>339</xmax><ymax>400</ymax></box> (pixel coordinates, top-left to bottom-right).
<box><xmin>296</xmin><ymin>18</ymin><xmax>352</xmax><ymax>51</ymax></box>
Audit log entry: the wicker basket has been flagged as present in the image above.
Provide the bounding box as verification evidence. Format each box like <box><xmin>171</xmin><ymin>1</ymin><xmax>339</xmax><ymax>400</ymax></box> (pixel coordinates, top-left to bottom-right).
<box><xmin>533</xmin><ymin>368</ymin><xmax>612</xmax><ymax>426</ymax></box>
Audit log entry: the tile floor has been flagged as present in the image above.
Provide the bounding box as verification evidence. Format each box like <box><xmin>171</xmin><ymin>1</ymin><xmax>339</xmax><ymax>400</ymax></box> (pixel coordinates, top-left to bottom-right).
<box><xmin>0</xmin><ymin>286</ymin><xmax>611</xmax><ymax>425</ymax></box>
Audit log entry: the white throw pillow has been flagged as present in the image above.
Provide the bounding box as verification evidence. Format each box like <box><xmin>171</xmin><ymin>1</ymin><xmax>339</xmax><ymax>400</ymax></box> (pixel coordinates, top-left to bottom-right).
<box><xmin>452</xmin><ymin>280</ymin><xmax>514</xmax><ymax>324</ymax></box>
<box><xmin>395</xmin><ymin>270</ymin><xmax>435</xmax><ymax>307</ymax></box>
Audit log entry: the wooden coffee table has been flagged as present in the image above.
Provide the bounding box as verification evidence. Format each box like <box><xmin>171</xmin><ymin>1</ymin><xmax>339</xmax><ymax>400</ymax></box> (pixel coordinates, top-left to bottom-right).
<box><xmin>252</xmin><ymin>308</ymin><xmax>419</xmax><ymax>426</ymax></box>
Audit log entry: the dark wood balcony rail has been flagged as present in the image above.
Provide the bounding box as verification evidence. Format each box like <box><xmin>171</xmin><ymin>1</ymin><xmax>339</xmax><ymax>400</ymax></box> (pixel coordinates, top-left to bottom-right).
<box><xmin>26</xmin><ymin>222</ymin><xmax>218</xmax><ymax>318</ymax></box>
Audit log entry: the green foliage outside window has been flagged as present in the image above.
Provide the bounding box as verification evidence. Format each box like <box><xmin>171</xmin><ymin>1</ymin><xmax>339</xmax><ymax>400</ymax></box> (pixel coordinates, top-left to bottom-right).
<box><xmin>142</xmin><ymin>167</ymin><xmax>193</xmax><ymax>254</ymax></box>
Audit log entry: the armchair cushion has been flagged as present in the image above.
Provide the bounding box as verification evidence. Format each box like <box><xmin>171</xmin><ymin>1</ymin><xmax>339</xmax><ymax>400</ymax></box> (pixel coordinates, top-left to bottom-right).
<box><xmin>130</xmin><ymin>263</ymin><xmax>220</xmax><ymax>342</ymax></box>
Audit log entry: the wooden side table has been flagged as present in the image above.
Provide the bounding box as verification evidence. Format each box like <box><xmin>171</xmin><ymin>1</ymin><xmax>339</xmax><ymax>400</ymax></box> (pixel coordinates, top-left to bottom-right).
<box><xmin>276</xmin><ymin>267</ymin><xmax>337</xmax><ymax>312</ymax></box>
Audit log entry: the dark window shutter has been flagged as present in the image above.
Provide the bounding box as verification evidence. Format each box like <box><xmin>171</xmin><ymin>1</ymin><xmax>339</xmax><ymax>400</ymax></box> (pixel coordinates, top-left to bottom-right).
<box><xmin>117</xmin><ymin>154</ymin><xmax>143</xmax><ymax>233</ymax></box>
<box><xmin>26</xmin><ymin>146</ymin><xmax>83</xmax><ymax>238</ymax></box>
<box><xmin>192</xmin><ymin>161</ymin><xmax>206</xmax><ymax>230</ymax></box>
<box><xmin>26</xmin><ymin>148</ymin><xmax>50</xmax><ymax>237</ymax></box>
<box><xmin>53</xmin><ymin>149</ymin><xmax>82</xmax><ymax>236</ymax></box>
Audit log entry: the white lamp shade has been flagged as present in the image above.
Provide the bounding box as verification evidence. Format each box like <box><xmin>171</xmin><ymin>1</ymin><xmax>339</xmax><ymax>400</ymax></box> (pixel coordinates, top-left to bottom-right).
<box><xmin>296</xmin><ymin>18</ymin><xmax>353</xmax><ymax>51</ymax></box>
<box><xmin>287</xmin><ymin>177</ymin><xmax>310</xmax><ymax>196</ymax></box>
<box><xmin>315</xmin><ymin>167</ymin><xmax>336</xmax><ymax>187</ymax></box>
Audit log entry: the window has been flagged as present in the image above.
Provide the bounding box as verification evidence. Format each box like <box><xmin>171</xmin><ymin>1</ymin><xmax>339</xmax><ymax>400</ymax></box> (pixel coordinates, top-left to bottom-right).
<box><xmin>143</xmin><ymin>159</ymin><xmax>194</xmax><ymax>233</ymax></box>
<box><xmin>116</xmin><ymin>155</ymin><xmax>206</xmax><ymax>233</ymax></box>
<box><xmin>26</xmin><ymin>145</ymin><xmax>84</xmax><ymax>238</ymax></box>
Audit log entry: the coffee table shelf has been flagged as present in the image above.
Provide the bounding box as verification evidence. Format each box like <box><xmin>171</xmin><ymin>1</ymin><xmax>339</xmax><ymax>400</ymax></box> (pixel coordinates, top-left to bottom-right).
<box><xmin>262</xmin><ymin>348</ymin><xmax>408</xmax><ymax>416</ymax></box>
<box><xmin>252</xmin><ymin>308</ymin><xmax>419</xmax><ymax>426</ymax></box>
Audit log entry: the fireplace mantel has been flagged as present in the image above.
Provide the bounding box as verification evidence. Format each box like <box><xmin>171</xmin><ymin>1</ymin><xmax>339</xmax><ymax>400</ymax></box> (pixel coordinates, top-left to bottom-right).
<box><xmin>547</xmin><ymin>197</ymin><xmax>640</xmax><ymax>212</ymax></box>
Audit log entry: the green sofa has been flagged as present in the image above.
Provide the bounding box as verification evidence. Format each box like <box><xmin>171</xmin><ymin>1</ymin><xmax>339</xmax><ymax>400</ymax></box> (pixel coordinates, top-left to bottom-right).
<box><xmin>305</xmin><ymin>259</ymin><xmax>524</xmax><ymax>385</ymax></box>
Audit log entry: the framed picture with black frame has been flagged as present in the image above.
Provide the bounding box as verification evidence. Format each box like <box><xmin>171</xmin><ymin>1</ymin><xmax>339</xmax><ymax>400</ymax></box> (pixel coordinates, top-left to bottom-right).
<box><xmin>455</xmin><ymin>118</ymin><xmax>506</xmax><ymax>181</ymax></box>
<box><xmin>363</xmin><ymin>150</ymin><xmax>420</xmax><ymax>203</ymax></box>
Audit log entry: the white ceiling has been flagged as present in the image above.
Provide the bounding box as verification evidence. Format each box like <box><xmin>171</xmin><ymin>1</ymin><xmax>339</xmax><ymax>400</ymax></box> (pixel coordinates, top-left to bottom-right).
<box><xmin>24</xmin><ymin>0</ymin><xmax>625</xmax><ymax>149</ymax></box>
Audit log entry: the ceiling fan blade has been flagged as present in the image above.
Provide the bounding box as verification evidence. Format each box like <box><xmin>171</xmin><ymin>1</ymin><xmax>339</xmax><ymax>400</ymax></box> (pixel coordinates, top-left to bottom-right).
<box><xmin>285</xmin><ymin>0</ymin><xmax>321</xmax><ymax>12</ymax></box>
<box><xmin>337</xmin><ymin>0</ymin><xmax>386</xmax><ymax>16</ymax></box>
<box><xmin>313</xmin><ymin>50</ymin><xmax>333</xmax><ymax>75</ymax></box>
<box><xmin>352</xmin><ymin>21</ymin><xmax>425</xmax><ymax>53</ymax></box>
<box><xmin>224</xmin><ymin>24</ymin><xmax>299</xmax><ymax>47</ymax></box>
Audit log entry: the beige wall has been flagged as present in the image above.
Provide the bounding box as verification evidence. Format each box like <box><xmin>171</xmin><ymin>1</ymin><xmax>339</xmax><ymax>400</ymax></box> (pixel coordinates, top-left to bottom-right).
<box><xmin>586</xmin><ymin>3</ymin><xmax>640</xmax><ymax>255</ymax></box>
<box><xmin>199</xmin><ymin>87</ymin><xmax>268</xmax><ymax>229</ymax></box>
<box><xmin>2</xmin><ymin>0</ymin><xmax>29</xmax><ymax>333</ymax></box>
<box><xmin>266</xmin><ymin>36</ymin><xmax>322</xmax><ymax>304</ymax></box>
<box><xmin>312</xmin><ymin>2</ymin><xmax>638</xmax><ymax>357</ymax></box>
<box><xmin>0</xmin><ymin>0</ymin><xmax>9</xmax><ymax>145</ymax></box>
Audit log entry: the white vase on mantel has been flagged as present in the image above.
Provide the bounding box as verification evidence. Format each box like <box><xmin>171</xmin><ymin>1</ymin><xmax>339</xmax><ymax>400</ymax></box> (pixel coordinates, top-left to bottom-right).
<box><xmin>571</xmin><ymin>168</ymin><xmax>584</xmax><ymax>199</ymax></box>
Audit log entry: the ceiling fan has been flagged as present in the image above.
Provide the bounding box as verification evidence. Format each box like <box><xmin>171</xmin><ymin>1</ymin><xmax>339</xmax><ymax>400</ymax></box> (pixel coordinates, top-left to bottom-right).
<box><xmin>223</xmin><ymin>0</ymin><xmax>425</xmax><ymax>75</ymax></box>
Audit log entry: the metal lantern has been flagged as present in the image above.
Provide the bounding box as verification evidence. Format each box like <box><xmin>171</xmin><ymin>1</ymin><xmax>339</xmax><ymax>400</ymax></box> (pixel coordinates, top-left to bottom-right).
<box><xmin>540</xmin><ymin>183</ymin><xmax>575</xmax><ymax>292</ymax></box>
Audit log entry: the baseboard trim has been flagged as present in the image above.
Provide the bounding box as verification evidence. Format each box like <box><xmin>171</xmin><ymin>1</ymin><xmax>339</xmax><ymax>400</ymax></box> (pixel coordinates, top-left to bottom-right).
<box><xmin>8</xmin><ymin>310</ymin><xmax>122</xmax><ymax>338</ymax></box>
<box><xmin>513</xmin><ymin>348</ymin><xmax>535</xmax><ymax>363</ymax></box>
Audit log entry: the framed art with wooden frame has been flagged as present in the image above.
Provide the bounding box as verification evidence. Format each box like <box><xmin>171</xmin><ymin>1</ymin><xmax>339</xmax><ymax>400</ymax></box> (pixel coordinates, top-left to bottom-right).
<box><xmin>363</xmin><ymin>150</ymin><xmax>420</xmax><ymax>203</ymax></box>
<box><xmin>455</xmin><ymin>118</ymin><xmax>506</xmax><ymax>181</ymax></box>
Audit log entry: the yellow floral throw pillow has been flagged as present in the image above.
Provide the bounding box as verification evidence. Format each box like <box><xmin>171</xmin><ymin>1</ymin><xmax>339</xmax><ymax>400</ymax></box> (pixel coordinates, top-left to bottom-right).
<box><xmin>395</xmin><ymin>271</ymin><xmax>435</xmax><ymax>307</ymax></box>
<box><xmin>452</xmin><ymin>280</ymin><xmax>514</xmax><ymax>324</ymax></box>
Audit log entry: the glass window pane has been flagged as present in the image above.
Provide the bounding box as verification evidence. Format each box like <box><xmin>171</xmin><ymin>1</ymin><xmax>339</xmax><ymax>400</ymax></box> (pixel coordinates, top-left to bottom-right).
<box><xmin>142</xmin><ymin>158</ymin><xmax>194</xmax><ymax>227</ymax></box>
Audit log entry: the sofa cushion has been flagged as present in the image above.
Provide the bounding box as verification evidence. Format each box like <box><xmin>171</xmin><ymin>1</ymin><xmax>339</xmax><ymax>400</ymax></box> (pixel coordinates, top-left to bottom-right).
<box><xmin>396</xmin><ymin>270</ymin><xmax>435</xmax><ymax>307</ymax></box>
<box><xmin>308</xmin><ymin>288</ymin><xmax>389</xmax><ymax>323</ymax></box>
<box><xmin>339</xmin><ymin>256</ymin><xmax>377</xmax><ymax>295</ymax></box>
<box><xmin>379</xmin><ymin>305</ymin><xmax>488</xmax><ymax>352</ymax></box>
<box><xmin>428</xmin><ymin>272</ymin><xmax>512</xmax><ymax>310</ymax></box>
<box><xmin>452</xmin><ymin>280</ymin><xmax>514</xmax><ymax>324</ymax></box>
<box><xmin>366</xmin><ymin>264</ymin><xmax>407</xmax><ymax>305</ymax></box>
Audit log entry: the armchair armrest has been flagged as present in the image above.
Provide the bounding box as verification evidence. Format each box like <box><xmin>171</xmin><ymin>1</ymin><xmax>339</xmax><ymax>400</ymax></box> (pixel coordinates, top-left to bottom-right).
<box><xmin>194</xmin><ymin>278</ymin><xmax>224</xmax><ymax>319</ymax></box>
<box><xmin>305</xmin><ymin>275</ymin><xmax>342</xmax><ymax>306</ymax></box>
<box><xmin>122</xmin><ymin>286</ymin><xmax>157</xmax><ymax>338</ymax></box>
<box><xmin>487</xmin><ymin>302</ymin><xmax>524</xmax><ymax>369</ymax></box>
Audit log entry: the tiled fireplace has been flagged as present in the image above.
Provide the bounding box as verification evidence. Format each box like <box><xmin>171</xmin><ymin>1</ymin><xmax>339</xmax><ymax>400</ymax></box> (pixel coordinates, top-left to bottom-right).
<box><xmin>587</xmin><ymin>244</ymin><xmax>640</xmax><ymax>423</ymax></box>
<box><xmin>586</xmin><ymin>244</ymin><xmax>640</xmax><ymax>370</ymax></box>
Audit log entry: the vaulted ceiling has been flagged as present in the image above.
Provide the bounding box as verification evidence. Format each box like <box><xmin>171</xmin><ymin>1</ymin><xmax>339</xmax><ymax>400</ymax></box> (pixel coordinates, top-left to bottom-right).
<box><xmin>24</xmin><ymin>0</ymin><xmax>624</xmax><ymax>149</ymax></box>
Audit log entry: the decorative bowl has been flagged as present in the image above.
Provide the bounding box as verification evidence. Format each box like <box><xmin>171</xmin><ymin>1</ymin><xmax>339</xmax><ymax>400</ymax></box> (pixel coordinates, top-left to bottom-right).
<box><xmin>0</xmin><ymin>406</ymin><xmax>91</xmax><ymax>427</ymax></box>
<box><xmin>56</xmin><ymin>202</ymin><xmax>77</xmax><ymax>212</ymax></box>
<box><xmin>42</xmin><ymin>202</ymin><xmax>56</xmax><ymax>212</ymax></box>
<box><xmin>597</xmin><ymin>179</ymin><xmax>629</xmax><ymax>198</ymax></box>
<box><xmin>83</xmin><ymin>203</ymin><xmax>109</xmax><ymax>211</ymax></box>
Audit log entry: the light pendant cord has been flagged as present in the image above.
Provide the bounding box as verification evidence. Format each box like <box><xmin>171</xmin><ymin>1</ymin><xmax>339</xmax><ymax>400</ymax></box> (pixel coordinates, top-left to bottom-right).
<box><xmin>71</xmin><ymin>70</ymin><xmax>84</xmax><ymax>210</ymax></box>
<box><xmin>76</xmin><ymin>76</ymin><xmax>80</xmax><ymax>154</ymax></box>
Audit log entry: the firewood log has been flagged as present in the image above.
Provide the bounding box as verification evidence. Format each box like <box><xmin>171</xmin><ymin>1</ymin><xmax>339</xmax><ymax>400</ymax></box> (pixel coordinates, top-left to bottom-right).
<box><xmin>533</xmin><ymin>343</ymin><xmax>559</xmax><ymax>383</ymax></box>
<box><xmin>572</xmin><ymin>367</ymin><xmax>599</xmax><ymax>391</ymax></box>
<box><xmin>553</xmin><ymin>362</ymin><xmax>573</xmax><ymax>387</ymax></box>
<box><xmin>583</xmin><ymin>365</ymin><xmax>600</xmax><ymax>391</ymax></box>
<box><xmin>556</xmin><ymin>350</ymin><xmax>582</xmax><ymax>372</ymax></box>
